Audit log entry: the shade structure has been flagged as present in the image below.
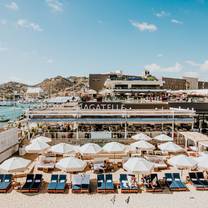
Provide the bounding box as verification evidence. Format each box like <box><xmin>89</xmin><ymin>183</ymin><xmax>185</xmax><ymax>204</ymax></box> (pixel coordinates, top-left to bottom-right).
<box><xmin>130</xmin><ymin>140</ymin><xmax>155</xmax><ymax>152</ymax></box>
<box><xmin>25</xmin><ymin>140</ymin><xmax>50</xmax><ymax>153</ymax></box>
<box><xmin>123</xmin><ymin>157</ymin><xmax>154</xmax><ymax>175</ymax></box>
<box><xmin>168</xmin><ymin>154</ymin><xmax>197</xmax><ymax>169</ymax></box>
<box><xmin>132</xmin><ymin>133</ymin><xmax>152</xmax><ymax>141</ymax></box>
<box><xmin>56</xmin><ymin>157</ymin><xmax>87</xmax><ymax>172</ymax></box>
<box><xmin>32</xmin><ymin>136</ymin><xmax>52</xmax><ymax>143</ymax></box>
<box><xmin>154</xmin><ymin>134</ymin><xmax>173</xmax><ymax>142</ymax></box>
<box><xmin>195</xmin><ymin>155</ymin><xmax>208</xmax><ymax>170</ymax></box>
<box><xmin>49</xmin><ymin>143</ymin><xmax>75</xmax><ymax>155</ymax></box>
<box><xmin>79</xmin><ymin>143</ymin><xmax>102</xmax><ymax>155</ymax></box>
<box><xmin>102</xmin><ymin>142</ymin><xmax>125</xmax><ymax>153</ymax></box>
<box><xmin>0</xmin><ymin>157</ymin><xmax>31</xmax><ymax>172</ymax></box>
<box><xmin>158</xmin><ymin>142</ymin><xmax>184</xmax><ymax>153</ymax></box>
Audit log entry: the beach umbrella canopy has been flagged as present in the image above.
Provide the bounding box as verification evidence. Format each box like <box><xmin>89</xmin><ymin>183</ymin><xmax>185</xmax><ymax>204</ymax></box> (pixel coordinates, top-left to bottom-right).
<box><xmin>56</xmin><ymin>157</ymin><xmax>87</xmax><ymax>172</ymax></box>
<box><xmin>132</xmin><ymin>133</ymin><xmax>152</xmax><ymax>141</ymax></box>
<box><xmin>102</xmin><ymin>142</ymin><xmax>125</xmax><ymax>153</ymax></box>
<box><xmin>0</xmin><ymin>157</ymin><xmax>31</xmax><ymax>172</ymax></box>
<box><xmin>49</xmin><ymin>143</ymin><xmax>75</xmax><ymax>155</ymax></box>
<box><xmin>79</xmin><ymin>143</ymin><xmax>102</xmax><ymax>155</ymax></box>
<box><xmin>130</xmin><ymin>140</ymin><xmax>155</xmax><ymax>152</ymax></box>
<box><xmin>123</xmin><ymin>157</ymin><xmax>154</xmax><ymax>175</ymax></box>
<box><xmin>32</xmin><ymin>136</ymin><xmax>52</xmax><ymax>143</ymax></box>
<box><xmin>195</xmin><ymin>155</ymin><xmax>208</xmax><ymax>170</ymax></box>
<box><xmin>158</xmin><ymin>142</ymin><xmax>184</xmax><ymax>153</ymax></box>
<box><xmin>168</xmin><ymin>154</ymin><xmax>197</xmax><ymax>169</ymax></box>
<box><xmin>154</xmin><ymin>134</ymin><xmax>173</xmax><ymax>142</ymax></box>
<box><xmin>25</xmin><ymin>140</ymin><xmax>50</xmax><ymax>153</ymax></box>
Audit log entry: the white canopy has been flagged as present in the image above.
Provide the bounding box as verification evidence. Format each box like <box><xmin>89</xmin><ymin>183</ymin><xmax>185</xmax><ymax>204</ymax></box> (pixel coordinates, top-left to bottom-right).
<box><xmin>0</xmin><ymin>157</ymin><xmax>31</xmax><ymax>172</ymax></box>
<box><xmin>49</xmin><ymin>143</ymin><xmax>75</xmax><ymax>155</ymax></box>
<box><xmin>102</xmin><ymin>142</ymin><xmax>125</xmax><ymax>153</ymax></box>
<box><xmin>158</xmin><ymin>142</ymin><xmax>184</xmax><ymax>153</ymax></box>
<box><xmin>32</xmin><ymin>136</ymin><xmax>52</xmax><ymax>143</ymax></box>
<box><xmin>56</xmin><ymin>157</ymin><xmax>87</xmax><ymax>172</ymax></box>
<box><xmin>154</xmin><ymin>134</ymin><xmax>173</xmax><ymax>142</ymax></box>
<box><xmin>195</xmin><ymin>155</ymin><xmax>208</xmax><ymax>170</ymax></box>
<box><xmin>25</xmin><ymin>140</ymin><xmax>50</xmax><ymax>153</ymax></box>
<box><xmin>123</xmin><ymin>157</ymin><xmax>154</xmax><ymax>174</ymax></box>
<box><xmin>132</xmin><ymin>133</ymin><xmax>152</xmax><ymax>141</ymax></box>
<box><xmin>79</xmin><ymin>143</ymin><xmax>102</xmax><ymax>155</ymax></box>
<box><xmin>168</xmin><ymin>154</ymin><xmax>197</xmax><ymax>169</ymax></box>
<box><xmin>130</xmin><ymin>140</ymin><xmax>155</xmax><ymax>152</ymax></box>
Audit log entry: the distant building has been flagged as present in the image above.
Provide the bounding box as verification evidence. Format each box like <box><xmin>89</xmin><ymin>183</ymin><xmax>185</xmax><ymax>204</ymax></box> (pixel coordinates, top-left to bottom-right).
<box><xmin>162</xmin><ymin>77</ymin><xmax>187</xmax><ymax>90</ymax></box>
<box><xmin>198</xmin><ymin>81</ymin><xmax>208</xmax><ymax>89</ymax></box>
<box><xmin>182</xmin><ymin>77</ymin><xmax>199</xmax><ymax>90</ymax></box>
<box><xmin>89</xmin><ymin>74</ymin><xmax>110</xmax><ymax>92</ymax></box>
<box><xmin>26</xmin><ymin>87</ymin><xmax>44</xmax><ymax>99</ymax></box>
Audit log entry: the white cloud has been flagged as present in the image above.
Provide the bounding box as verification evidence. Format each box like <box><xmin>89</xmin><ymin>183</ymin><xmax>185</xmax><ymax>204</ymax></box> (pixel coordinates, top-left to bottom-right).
<box><xmin>201</xmin><ymin>60</ymin><xmax>208</xmax><ymax>71</ymax></box>
<box><xmin>171</xmin><ymin>19</ymin><xmax>183</xmax><ymax>25</ymax></box>
<box><xmin>145</xmin><ymin>62</ymin><xmax>182</xmax><ymax>73</ymax></box>
<box><xmin>47</xmin><ymin>58</ymin><xmax>54</xmax><ymax>64</ymax></box>
<box><xmin>183</xmin><ymin>71</ymin><xmax>199</xmax><ymax>78</ymax></box>
<box><xmin>185</xmin><ymin>59</ymin><xmax>208</xmax><ymax>71</ymax></box>
<box><xmin>5</xmin><ymin>1</ymin><xmax>19</xmax><ymax>11</ymax></box>
<box><xmin>0</xmin><ymin>47</ymin><xmax>8</xmax><ymax>52</ymax></box>
<box><xmin>155</xmin><ymin>10</ymin><xmax>170</xmax><ymax>18</ymax></box>
<box><xmin>46</xmin><ymin>0</ymin><xmax>63</xmax><ymax>12</ymax></box>
<box><xmin>157</xmin><ymin>53</ymin><xmax>163</xmax><ymax>57</ymax></box>
<box><xmin>17</xmin><ymin>19</ymin><xmax>43</xmax><ymax>32</ymax></box>
<box><xmin>0</xmin><ymin>19</ymin><xmax>7</xmax><ymax>25</ymax></box>
<box><xmin>130</xmin><ymin>20</ymin><xmax>157</xmax><ymax>32</ymax></box>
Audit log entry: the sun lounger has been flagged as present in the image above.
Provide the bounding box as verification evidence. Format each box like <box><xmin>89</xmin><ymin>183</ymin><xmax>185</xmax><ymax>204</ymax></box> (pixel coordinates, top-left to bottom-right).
<box><xmin>172</xmin><ymin>173</ymin><xmax>188</xmax><ymax>191</ymax></box>
<box><xmin>72</xmin><ymin>175</ymin><xmax>82</xmax><ymax>193</ymax></box>
<box><xmin>20</xmin><ymin>174</ymin><xmax>34</xmax><ymax>193</ymax></box>
<box><xmin>164</xmin><ymin>173</ymin><xmax>173</xmax><ymax>187</ymax></box>
<box><xmin>81</xmin><ymin>174</ymin><xmax>90</xmax><ymax>193</ymax></box>
<box><xmin>97</xmin><ymin>174</ymin><xmax>105</xmax><ymax>193</ymax></box>
<box><xmin>144</xmin><ymin>174</ymin><xmax>163</xmax><ymax>192</ymax></box>
<box><xmin>48</xmin><ymin>174</ymin><xmax>59</xmax><ymax>193</ymax></box>
<box><xmin>165</xmin><ymin>173</ymin><xmax>187</xmax><ymax>191</ymax></box>
<box><xmin>120</xmin><ymin>174</ymin><xmax>129</xmax><ymax>193</ymax></box>
<box><xmin>196</xmin><ymin>172</ymin><xmax>208</xmax><ymax>188</ymax></box>
<box><xmin>0</xmin><ymin>174</ymin><xmax>12</xmax><ymax>193</ymax></box>
<box><xmin>105</xmin><ymin>174</ymin><xmax>115</xmax><ymax>193</ymax></box>
<box><xmin>56</xmin><ymin>175</ymin><xmax>67</xmax><ymax>193</ymax></box>
<box><xmin>30</xmin><ymin>174</ymin><xmax>43</xmax><ymax>193</ymax></box>
<box><xmin>189</xmin><ymin>172</ymin><xmax>205</xmax><ymax>190</ymax></box>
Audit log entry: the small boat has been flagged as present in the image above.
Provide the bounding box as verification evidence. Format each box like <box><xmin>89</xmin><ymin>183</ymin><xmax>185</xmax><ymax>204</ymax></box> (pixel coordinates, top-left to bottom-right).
<box><xmin>0</xmin><ymin>115</ymin><xmax>10</xmax><ymax>122</ymax></box>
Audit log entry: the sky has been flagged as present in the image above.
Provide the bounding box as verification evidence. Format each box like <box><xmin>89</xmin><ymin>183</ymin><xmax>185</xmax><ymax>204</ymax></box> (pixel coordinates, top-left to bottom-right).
<box><xmin>0</xmin><ymin>0</ymin><xmax>208</xmax><ymax>84</ymax></box>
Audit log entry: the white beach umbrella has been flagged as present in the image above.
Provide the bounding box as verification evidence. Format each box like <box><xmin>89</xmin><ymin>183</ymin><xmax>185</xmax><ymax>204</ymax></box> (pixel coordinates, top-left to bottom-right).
<box><xmin>49</xmin><ymin>143</ymin><xmax>75</xmax><ymax>155</ymax></box>
<box><xmin>0</xmin><ymin>157</ymin><xmax>31</xmax><ymax>173</ymax></box>
<box><xmin>32</xmin><ymin>136</ymin><xmax>52</xmax><ymax>143</ymax></box>
<box><xmin>130</xmin><ymin>140</ymin><xmax>155</xmax><ymax>152</ymax></box>
<box><xmin>56</xmin><ymin>157</ymin><xmax>87</xmax><ymax>172</ymax></box>
<box><xmin>168</xmin><ymin>154</ymin><xmax>197</xmax><ymax>169</ymax></box>
<box><xmin>123</xmin><ymin>157</ymin><xmax>154</xmax><ymax>175</ymax></box>
<box><xmin>195</xmin><ymin>155</ymin><xmax>208</xmax><ymax>170</ymax></box>
<box><xmin>25</xmin><ymin>140</ymin><xmax>50</xmax><ymax>154</ymax></box>
<box><xmin>154</xmin><ymin>134</ymin><xmax>173</xmax><ymax>142</ymax></box>
<box><xmin>132</xmin><ymin>133</ymin><xmax>152</xmax><ymax>141</ymax></box>
<box><xmin>158</xmin><ymin>142</ymin><xmax>184</xmax><ymax>153</ymax></box>
<box><xmin>79</xmin><ymin>143</ymin><xmax>102</xmax><ymax>155</ymax></box>
<box><xmin>102</xmin><ymin>142</ymin><xmax>125</xmax><ymax>153</ymax></box>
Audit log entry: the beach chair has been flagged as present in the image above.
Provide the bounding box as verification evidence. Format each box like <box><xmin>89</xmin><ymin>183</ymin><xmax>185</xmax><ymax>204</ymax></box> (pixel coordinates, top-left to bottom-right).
<box><xmin>172</xmin><ymin>173</ymin><xmax>188</xmax><ymax>191</ymax></box>
<box><xmin>164</xmin><ymin>173</ymin><xmax>173</xmax><ymax>187</ymax></box>
<box><xmin>81</xmin><ymin>174</ymin><xmax>90</xmax><ymax>193</ymax></box>
<box><xmin>120</xmin><ymin>174</ymin><xmax>129</xmax><ymax>193</ymax></box>
<box><xmin>145</xmin><ymin>174</ymin><xmax>163</xmax><ymax>192</ymax></box>
<box><xmin>0</xmin><ymin>174</ymin><xmax>4</xmax><ymax>182</ymax></box>
<box><xmin>72</xmin><ymin>175</ymin><xmax>82</xmax><ymax>193</ymax></box>
<box><xmin>105</xmin><ymin>174</ymin><xmax>115</xmax><ymax>193</ymax></box>
<box><xmin>30</xmin><ymin>174</ymin><xmax>43</xmax><ymax>193</ymax></box>
<box><xmin>196</xmin><ymin>172</ymin><xmax>208</xmax><ymax>189</ymax></box>
<box><xmin>56</xmin><ymin>175</ymin><xmax>67</xmax><ymax>193</ymax></box>
<box><xmin>97</xmin><ymin>174</ymin><xmax>105</xmax><ymax>193</ymax></box>
<box><xmin>20</xmin><ymin>174</ymin><xmax>34</xmax><ymax>193</ymax></box>
<box><xmin>189</xmin><ymin>172</ymin><xmax>205</xmax><ymax>190</ymax></box>
<box><xmin>0</xmin><ymin>174</ymin><xmax>12</xmax><ymax>193</ymax></box>
<box><xmin>48</xmin><ymin>174</ymin><xmax>59</xmax><ymax>193</ymax></box>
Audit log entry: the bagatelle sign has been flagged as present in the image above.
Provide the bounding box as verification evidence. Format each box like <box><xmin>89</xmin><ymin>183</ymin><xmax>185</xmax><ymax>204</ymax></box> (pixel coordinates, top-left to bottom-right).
<box><xmin>79</xmin><ymin>102</ymin><xmax>128</xmax><ymax>110</ymax></box>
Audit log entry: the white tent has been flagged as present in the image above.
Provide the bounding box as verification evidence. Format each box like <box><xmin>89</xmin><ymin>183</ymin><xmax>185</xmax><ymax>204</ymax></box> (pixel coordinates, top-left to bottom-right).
<box><xmin>168</xmin><ymin>154</ymin><xmax>197</xmax><ymax>169</ymax></box>
<box><xmin>123</xmin><ymin>157</ymin><xmax>154</xmax><ymax>175</ymax></box>
<box><xmin>25</xmin><ymin>140</ymin><xmax>50</xmax><ymax>154</ymax></box>
<box><xmin>102</xmin><ymin>142</ymin><xmax>125</xmax><ymax>153</ymax></box>
<box><xmin>158</xmin><ymin>142</ymin><xmax>184</xmax><ymax>153</ymax></box>
<box><xmin>32</xmin><ymin>136</ymin><xmax>52</xmax><ymax>143</ymax></box>
<box><xmin>79</xmin><ymin>143</ymin><xmax>102</xmax><ymax>155</ymax></box>
<box><xmin>154</xmin><ymin>134</ymin><xmax>173</xmax><ymax>142</ymax></box>
<box><xmin>49</xmin><ymin>143</ymin><xmax>75</xmax><ymax>155</ymax></box>
<box><xmin>0</xmin><ymin>157</ymin><xmax>31</xmax><ymax>172</ymax></box>
<box><xmin>132</xmin><ymin>133</ymin><xmax>152</xmax><ymax>141</ymax></box>
<box><xmin>130</xmin><ymin>140</ymin><xmax>155</xmax><ymax>152</ymax></box>
<box><xmin>56</xmin><ymin>157</ymin><xmax>87</xmax><ymax>172</ymax></box>
<box><xmin>195</xmin><ymin>155</ymin><xmax>208</xmax><ymax>170</ymax></box>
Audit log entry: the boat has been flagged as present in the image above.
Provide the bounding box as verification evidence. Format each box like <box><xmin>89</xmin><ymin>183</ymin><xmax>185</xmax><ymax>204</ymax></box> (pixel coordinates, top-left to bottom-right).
<box><xmin>0</xmin><ymin>115</ymin><xmax>10</xmax><ymax>122</ymax></box>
